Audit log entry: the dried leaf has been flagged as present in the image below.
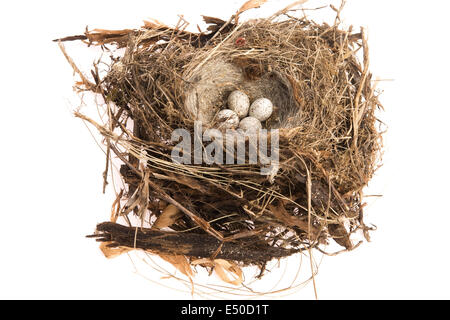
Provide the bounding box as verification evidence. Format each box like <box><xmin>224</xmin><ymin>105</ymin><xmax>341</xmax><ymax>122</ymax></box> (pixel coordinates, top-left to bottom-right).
<box><xmin>153</xmin><ymin>204</ymin><xmax>183</xmax><ymax>229</ymax></box>
<box><xmin>142</xmin><ymin>18</ymin><xmax>168</xmax><ymax>29</ymax></box>
<box><xmin>213</xmin><ymin>259</ymin><xmax>243</xmax><ymax>286</ymax></box>
<box><xmin>110</xmin><ymin>189</ymin><xmax>123</xmax><ymax>223</ymax></box>
<box><xmin>192</xmin><ymin>259</ymin><xmax>243</xmax><ymax>286</ymax></box>
<box><xmin>269</xmin><ymin>202</ymin><xmax>320</xmax><ymax>236</ymax></box>
<box><xmin>99</xmin><ymin>242</ymin><xmax>131</xmax><ymax>259</ymax></box>
<box><xmin>159</xmin><ymin>254</ymin><xmax>193</xmax><ymax>278</ymax></box>
<box><xmin>91</xmin><ymin>28</ymin><xmax>133</xmax><ymax>35</ymax></box>
<box><xmin>269</xmin><ymin>0</ymin><xmax>309</xmax><ymax>20</ymax></box>
<box><xmin>328</xmin><ymin>224</ymin><xmax>353</xmax><ymax>250</ymax></box>
<box><xmin>202</xmin><ymin>16</ymin><xmax>227</xmax><ymax>26</ymax></box>
<box><xmin>237</xmin><ymin>0</ymin><xmax>268</xmax><ymax>17</ymax></box>
<box><xmin>121</xmin><ymin>170</ymin><xmax>150</xmax><ymax>219</ymax></box>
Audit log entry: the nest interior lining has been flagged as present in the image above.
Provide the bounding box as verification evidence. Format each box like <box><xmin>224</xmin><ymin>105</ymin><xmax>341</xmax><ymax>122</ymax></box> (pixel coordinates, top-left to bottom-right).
<box><xmin>184</xmin><ymin>57</ymin><xmax>298</xmax><ymax>128</ymax></box>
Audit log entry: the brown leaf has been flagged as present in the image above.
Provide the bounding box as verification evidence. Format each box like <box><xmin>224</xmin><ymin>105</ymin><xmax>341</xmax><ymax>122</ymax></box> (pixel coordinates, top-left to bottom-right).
<box><xmin>99</xmin><ymin>242</ymin><xmax>131</xmax><ymax>259</ymax></box>
<box><xmin>269</xmin><ymin>0</ymin><xmax>309</xmax><ymax>20</ymax></box>
<box><xmin>237</xmin><ymin>0</ymin><xmax>268</xmax><ymax>16</ymax></box>
<box><xmin>192</xmin><ymin>259</ymin><xmax>243</xmax><ymax>286</ymax></box>
<box><xmin>202</xmin><ymin>16</ymin><xmax>227</xmax><ymax>26</ymax></box>
<box><xmin>153</xmin><ymin>204</ymin><xmax>183</xmax><ymax>229</ymax></box>
<box><xmin>159</xmin><ymin>254</ymin><xmax>193</xmax><ymax>278</ymax></box>
<box><xmin>91</xmin><ymin>28</ymin><xmax>134</xmax><ymax>35</ymax></box>
<box><xmin>142</xmin><ymin>18</ymin><xmax>168</xmax><ymax>29</ymax></box>
<box><xmin>110</xmin><ymin>189</ymin><xmax>123</xmax><ymax>223</ymax></box>
<box><xmin>214</xmin><ymin>259</ymin><xmax>243</xmax><ymax>286</ymax></box>
<box><xmin>269</xmin><ymin>202</ymin><xmax>320</xmax><ymax>236</ymax></box>
<box><xmin>328</xmin><ymin>224</ymin><xmax>353</xmax><ymax>250</ymax></box>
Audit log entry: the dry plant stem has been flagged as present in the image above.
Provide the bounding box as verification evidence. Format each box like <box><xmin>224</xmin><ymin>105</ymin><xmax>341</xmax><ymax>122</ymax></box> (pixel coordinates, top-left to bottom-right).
<box><xmin>58</xmin><ymin>42</ymin><xmax>97</xmax><ymax>92</ymax></box>
<box><xmin>269</xmin><ymin>0</ymin><xmax>309</xmax><ymax>20</ymax></box>
<box><xmin>147</xmin><ymin>179</ymin><xmax>225</xmax><ymax>241</ymax></box>
<box><xmin>352</xmin><ymin>27</ymin><xmax>370</xmax><ymax>149</ymax></box>
<box><xmin>305</xmin><ymin>164</ymin><xmax>318</xmax><ymax>300</ymax></box>
<box><xmin>105</xmin><ymin>140</ymin><xmax>226</xmax><ymax>241</ymax></box>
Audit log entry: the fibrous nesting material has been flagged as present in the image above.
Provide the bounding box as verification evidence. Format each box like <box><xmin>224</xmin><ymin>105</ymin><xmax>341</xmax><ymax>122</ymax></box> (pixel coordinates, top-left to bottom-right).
<box><xmin>58</xmin><ymin>1</ymin><xmax>383</xmax><ymax>278</ymax></box>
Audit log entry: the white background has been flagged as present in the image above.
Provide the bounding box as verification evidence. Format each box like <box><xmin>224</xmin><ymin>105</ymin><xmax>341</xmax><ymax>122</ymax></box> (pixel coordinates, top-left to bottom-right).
<box><xmin>1</xmin><ymin>0</ymin><xmax>449</xmax><ymax>299</ymax></box>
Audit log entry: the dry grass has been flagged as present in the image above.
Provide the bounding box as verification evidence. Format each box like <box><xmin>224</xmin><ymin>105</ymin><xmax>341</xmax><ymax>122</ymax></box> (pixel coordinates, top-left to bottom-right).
<box><xmin>58</xmin><ymin>1</ymin><xmax>383</xmax><ymax>281</ymax></box>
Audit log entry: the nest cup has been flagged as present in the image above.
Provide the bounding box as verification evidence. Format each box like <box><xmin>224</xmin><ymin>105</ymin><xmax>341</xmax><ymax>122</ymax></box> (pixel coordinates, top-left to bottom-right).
<box><xmin>184</xmin><ymin>58</ymin><xmax>297</xmax><ymax>128</ymax></box>
<box><xmin>59</xmin><ymin>4</ymin><xmax>383</xmax><ymax>280</ymax></box>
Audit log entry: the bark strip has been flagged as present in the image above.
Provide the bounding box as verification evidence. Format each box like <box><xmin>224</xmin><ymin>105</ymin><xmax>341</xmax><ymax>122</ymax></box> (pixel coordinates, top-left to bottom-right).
<box><xmin>88</xmin><ymin>222</ymin><xmax>298</xmax><ymax>265</ymax></box>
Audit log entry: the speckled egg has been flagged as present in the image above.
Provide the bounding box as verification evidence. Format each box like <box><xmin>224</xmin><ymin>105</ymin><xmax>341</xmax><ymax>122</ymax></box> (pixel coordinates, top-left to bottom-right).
<box><xmin>228</xmin><ymin>90</ymin><xmax>250</xmax><ymax>119</ymax></box>
<box><xmin>249</xmin><ymin>98</ymin><xmax>273</xmax><ymax>122</ymax></box>
<box><xmin>239</xmin><ymin>117</ymin><xmax>262</xmax><ymax>133</ymax></box>
<box><xmin>216</xmin><ymin>109</ymin><xmax>239</xmax><ymax>130</ymax></box>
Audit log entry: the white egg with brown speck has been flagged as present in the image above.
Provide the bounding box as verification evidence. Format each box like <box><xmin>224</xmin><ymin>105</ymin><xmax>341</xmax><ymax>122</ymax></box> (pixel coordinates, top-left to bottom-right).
<box><xmin>249</xmin><ymin>98</ymin><xmax>273</xmax><ymax>122</ymax></box>
<box><xmin>216</xmin><ymin>109</ymin><xmax>239</xmax><ymax>130</ymax></box>
<box><xmin>239</xmin><ymin>117</ymin><xmax>262</xmax><ymax>133</ymax></box>
<box><xmin>228</xmin><ymin>90</ymin><xmax>250</xmax><ymax>118</ymax></box>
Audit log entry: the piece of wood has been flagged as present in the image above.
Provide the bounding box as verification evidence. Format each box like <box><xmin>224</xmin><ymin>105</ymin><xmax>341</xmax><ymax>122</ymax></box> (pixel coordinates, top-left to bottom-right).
<box><xmin>88</xmin><ymin>222</ymin><xmax>298</xmax><ymax>265</ymax></box>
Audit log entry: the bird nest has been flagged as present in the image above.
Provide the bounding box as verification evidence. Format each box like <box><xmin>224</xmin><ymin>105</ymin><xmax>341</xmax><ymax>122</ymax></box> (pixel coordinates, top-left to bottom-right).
<box><xmin>58</xmin><ymin>2</ymin><xmax>383</xmax><ymax>283</ymax></box>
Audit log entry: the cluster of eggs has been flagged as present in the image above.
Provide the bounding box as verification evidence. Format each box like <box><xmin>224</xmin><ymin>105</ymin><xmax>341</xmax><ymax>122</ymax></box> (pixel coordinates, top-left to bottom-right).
<box><xmin>216</xmin><ymin>91</ymin><xmax>274</xmax><ymax>133</ymax></box>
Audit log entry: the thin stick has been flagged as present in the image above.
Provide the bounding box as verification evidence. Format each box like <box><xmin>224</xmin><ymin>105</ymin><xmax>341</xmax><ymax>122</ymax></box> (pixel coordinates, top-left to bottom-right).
<box><xmin>58</xmin><ymin>42</ymin><xmax>97</xmax><ymax>92</ymax></box>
